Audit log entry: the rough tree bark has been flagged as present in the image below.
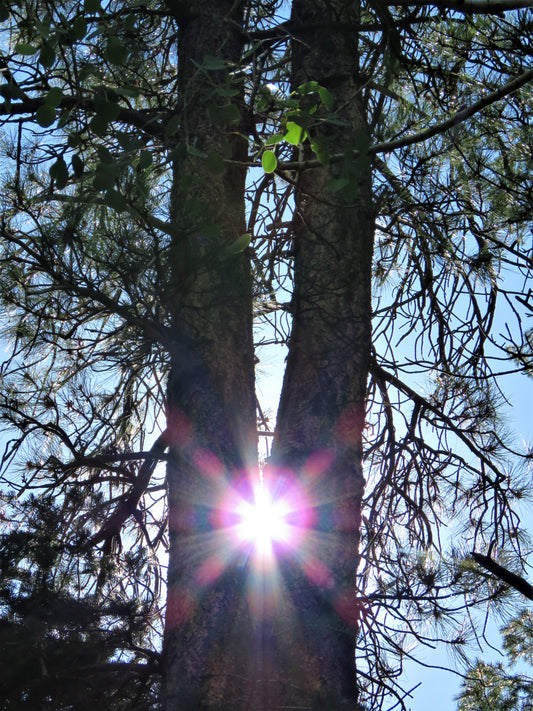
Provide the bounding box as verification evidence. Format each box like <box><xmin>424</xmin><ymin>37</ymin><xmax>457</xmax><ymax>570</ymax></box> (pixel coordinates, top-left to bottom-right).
<box><xmin>162</xmin><ymin>1</ymin><xmax>257</xmax><ymax>708</ymax></box>
<box><xmin>269</xmin><ymin>0</ymin><xmax>373</xmax><ymax>708</ymax></box>
<box><xmin>163</xmin><ymin>0</ymin><xmax>374</xmax><ymax>709</ymax></box>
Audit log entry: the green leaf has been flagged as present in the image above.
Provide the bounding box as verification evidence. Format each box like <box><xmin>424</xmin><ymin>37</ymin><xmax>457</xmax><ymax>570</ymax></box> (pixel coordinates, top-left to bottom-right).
<box><xmin>138</xmin><ymin>150</ymin><xmax>152</xmax><ymax>170</ymax></box>
<box><xmin>114</xmin><ymin>85</ymin><xmax>140</xmax><ymax>99</ymax></box>
<box><xmin>35</xmin><ymin>18</ymin><xmax>51</xmax><ymax>39</ymax></box>
<box><xmin>165</xmin><ymin>114</ymin><xmax>180</xmax><ymax>137</ymax></box>
<box><xmin>197</xmin><ymin>55</ymin><xmax>227</xmax><ymax>71</ymax></box>
<box><xmin>262</xmin><ymin>151</ymin><xmax>277</xmax><ymax>174</ymax></box>
<box><xmin>84</xmin><ymin>0</ymin><xmax>101</xmax><ymax>10</ymax></box>
<box><xmin>93</xmin><ymin>163</ymin><xmax>117</xmax><ymax>191</ymax></box>
<box><xmin>328</xmin><ymin>177</ymin><xmax>350</xmax><ymax>193</ymax></box>
<box><xmin>71</xmin><ymin>154</ymin><xmax>84</xmax><ymax>178</ymax></box>
<box><xmin>298</xmin><ymin>81</ymin><xmax>320</xmax><ymax>95</ymax></box>
<box><xmin>89</xmin><ymin>114</ymin><xmax>109</xmax><ymax>136</ymax></box>
<box><xmin>318</xmin><ymin>86</ymin><xmax>334</xmax><ymax>111</ymax></box>
<box><xmin>94</xmin><ymin>93</ymin><xmax>121</xmax><ymax>122</ymax></box>
<box><xmin>123</xmin><ymin>14</ymin><xmax>137</xmax><ymax>32</ymax></box>
<box><xmin>284</xmin><ymin>121</ymin><xmax>305</xmax><ymax>146</ymax></box>
<box><xmin>266</xmin><ymin>134</ymin><xmax>284</xmax><ymax>146</ymax></box>
<box><xmin>71</xmin><ymin>16</ymin><xmax>88</xmax><ymax>41</ymax></box>
<box><xmin>206</xmin><ymin>152</ymin><xmax>225</xmax><ymax>175</ymax></box>
<box><xmin>0</xmin><ymin>82</ymin><xmax>25</xmax><ymax>100</ymax></box>
<box><xmin>310</xmin><ymin>137</ymin><xmax>330</xmax><ymax>165</ymax></box>
<box><xmin>227</xmin><ymin>233</ymin><xmax>251</xmax><ymax>254</ymax></box>
<box><xmin>208</xmin><ymin>102</ymin><xmax>240</xmax><ymax>126</ymax></box>
<box><xmin>104</xmin><ymin>189</ymin><xmax>127</xmax><ymax>212</ymax></box>
<box><xmin>67</xmin><ymin>133</ymin><xmax>81</xmax><ymax>148</ymax></box>
<box><xmin>49</xmin><ymin>157</ymin><xmax>68</xmax><ymax>190</ymax></box>
<box><xmin>104</xmin><ymin>37</ymin><xmax>128</xmax><ymax>65</ymax></box>
<box><xmin>45</xmin><ymin>87</ymin><xmax>63</xmax><ymax>108</ymax></box>
<box><xmin>39</xmin><ymin>44</ymin><xmax>56</xmax><ymax>68</ymax></box>
<box><xmin>36</xmin><ymin>104</ymin><xmax>56</xmax><ymax>127</ymax></box>
<box><xmin>286</xmin><ymin>110</ymin><xmax>313</xmax><ymax>130</ymax></box>
<box><xmin>186</xmin><ymin>144</ymin><xmax>208</xmax><ymax>159</ymax></box>
<box><xmin>14</xmin><ymin>43</ymin><xmax>38</xmax><ymax>56</ymax></box>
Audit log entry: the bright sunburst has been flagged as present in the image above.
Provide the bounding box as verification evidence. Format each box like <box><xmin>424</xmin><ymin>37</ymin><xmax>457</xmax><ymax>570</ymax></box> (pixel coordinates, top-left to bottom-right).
<box><xmin>235</xmin><ymin>477</ymin><xmax>291</xmax><ymax>559</ymax></box>
<box><xmin>217</xmin><ymin>469</ymin><xmax>312</xmax><ymax>569</ymax></box>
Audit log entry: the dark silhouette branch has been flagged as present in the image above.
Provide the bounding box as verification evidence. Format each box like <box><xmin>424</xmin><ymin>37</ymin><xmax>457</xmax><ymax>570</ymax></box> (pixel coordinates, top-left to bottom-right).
<box><xmin>472</xmin><ymin>552</ymin><xmax>533</xmax><ymax>600</ymax></box>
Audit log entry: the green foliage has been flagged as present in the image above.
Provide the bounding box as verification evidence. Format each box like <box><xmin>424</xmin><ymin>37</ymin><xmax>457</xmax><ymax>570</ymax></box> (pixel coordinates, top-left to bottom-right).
<box><xmin>0</xmin><ymin>495</ymin><xmax>159</xmax><ymax>709</ymax></box>
<box><xmin>457</xmin><ymin>612</ymin><xmax>533</xmax><ymax>711</ymax></box>
<box><xmin>0</xmin><ymin>0</ymin><xmax>531</xmax><ymax>709</ymax></box>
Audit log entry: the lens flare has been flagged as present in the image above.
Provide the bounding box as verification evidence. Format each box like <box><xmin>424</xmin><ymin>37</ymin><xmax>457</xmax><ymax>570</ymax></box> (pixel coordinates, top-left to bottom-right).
<box><xmin>217</xmin><ymin>470</ymin><xmax>312</xmax><ymax>567</ymax></box>
<box><xmin>236</xmin><ymin>479</ymin><xmax>290</xmax><ymax>558</ymax></box>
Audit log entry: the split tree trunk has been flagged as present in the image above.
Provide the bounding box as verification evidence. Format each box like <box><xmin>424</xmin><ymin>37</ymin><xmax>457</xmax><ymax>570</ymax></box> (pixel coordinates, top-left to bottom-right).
<box><xmin>163</xmin><ymin>0</ymin><xmax>374</xmax><ymax>709</ymax></box>
<box><xmin>269</xmin><ymin>1</ymin><xmax>374</xmax><ymax>708</ymax></box>
<box><xmin>162</xmin><ymin>1</ymin><xmax>257</xmax><ymax>708</ymax></box>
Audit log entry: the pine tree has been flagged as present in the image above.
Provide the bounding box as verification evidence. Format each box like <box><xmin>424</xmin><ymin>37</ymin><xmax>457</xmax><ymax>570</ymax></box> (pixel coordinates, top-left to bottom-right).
<box><xmin>457</xmin><ymin>610</ymin><xmax>533</xmax><ymax>711</ymax></box>
<box><xmin>0</xmin><ymin>1</ymin><xmax>532</xmax><ymax>709</ymax></box>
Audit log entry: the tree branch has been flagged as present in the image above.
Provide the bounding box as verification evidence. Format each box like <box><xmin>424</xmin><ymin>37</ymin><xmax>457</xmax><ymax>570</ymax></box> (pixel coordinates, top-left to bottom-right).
<box><xmin>386</xmin><ymin>0</ymin><xmax>533</xmax><ymax>12</ymax></box>
<box><xmin>88</xmin><ymin>429</ymin><xmax>169</xmax><ymax>548</ymax></box>
<box><xmin>472</xmin><ymin>552</ymin><xmax>533</xmax><ymax>600</ymax></box>
<box><xmin>370</xmin><ymin>68</ymin><xmax>533</xmax><ymax>155</ymax></box>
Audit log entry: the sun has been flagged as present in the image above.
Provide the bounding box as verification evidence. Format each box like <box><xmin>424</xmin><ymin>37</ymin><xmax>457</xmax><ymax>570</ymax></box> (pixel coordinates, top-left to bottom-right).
<box><xmin>236</xmin><ymin>478</ymin><xmax>291</xmax><ymax>559</ymax></box>
<box><xmin>217</xmin><ymin>470</ymin><xmax>312</xmax><ymax>568</ymax></box>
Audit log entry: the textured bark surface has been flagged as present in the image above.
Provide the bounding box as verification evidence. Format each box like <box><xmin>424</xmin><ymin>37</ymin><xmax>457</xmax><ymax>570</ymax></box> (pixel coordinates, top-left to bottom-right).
<box><xmin>162</xmin><ymin>2</ymin><xmax>257</xmax><ymax>709</ymax></box>
<box><xmin>270</xmin><ymin>0</ymin><xmax>374</xmax><ymax>707</ymax></box>
<box><xmin>163</xmin><ymin>1</ymin><xmax>373</xmax><ymax>709</ymax></box>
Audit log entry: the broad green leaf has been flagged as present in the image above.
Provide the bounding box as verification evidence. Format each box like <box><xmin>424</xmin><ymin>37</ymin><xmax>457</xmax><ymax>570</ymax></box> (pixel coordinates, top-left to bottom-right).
<box><xmin>187</xmin><ymin>145</ymin><xmax>208</xmax><ymax>158</ymax></box>
<box><xmin>104</xmin><ymin>189</ymin><xmax>128</xmax><ymax>213</ymax></box>
<box><xmin>318</xmin><ymin>86</ymin><xmax>334</xmax><ymax>110</ymax></box>
<box><xmin>298</xmin><ymin>81</ymin><xmax>320</xmax><ymax>94</ymax></box>
<box><xmin>200</xmin><ymin>224</ymin><xmax>222</xmax><ymax>240</ymax></box>
<box><xmin>71</xmin><ymin>17</ymin><xmax>88</xmax><ymax>41</ymax></box>
<box><xmin>227</xmin><ymin>233</ymin><xmax>252</xmax><ymax>254</ymax></box>
<box><xmin>57</xmin><ymin>108</ymin><xmax>72</xmax><ymax>129</ymax></box>
<box><xmin>39</xmin><ymin>44</ymin><xmax>56</xmax><ymax>68</ymax></box>
<box><xmin>266</xmin><ymin>134</ymin><xmax>284</xmax><ymax>146</ymax></box>
<box><xmin>310</xmin><ymin>137</ymin><xmax>330</xmax><ymax>165</ymax></box>
<box><xmin>89</xmin><ymin>114</ymin><xmax>109</xmax><ymax>136</ymax></box>
<box><xmin>123</xmin><ymin>14</ymin><xmax>137</xmax><ymax>31</ymax></box>
<box><xmin>49</xmin><ymin>157</ymin><xmax>68</xmax><ymax>190</ymax></box>
<box><xmin>45</xmin><ymin>87</ymin><xmax>63</xmax><ymax>108</ymax></box>
<box><xmin>71</xmin><ymin>154</ymin><xmax>84</xmax><ymax>178</ymax></box>
<box><xmin>93</xmin><ymin>163</ymin><xmax>117</xmax><ymax>191</ymax></box>
<box><xmin>36</xmin><ymin>104</ymin><xmax>56</xmax><ymax>127</ymax></box>
<box><xmin>262</xmin><ymin>151</ymin><xmax>277</xmax><ymax>173</ymax></box>
<box><xmin>35</xmin><ymin>18</ymin><xmax>51</xmax><ymax>39</ymax></box>
<box><xmin>67</xmin><ymin>133</ymin><xmax>81</xmax><ymax>148</ymax></box>
<box><xmin>138</xmin><ymin>150</ymin><xmax>153</xmax><ymax>170</ymax></box>
<box><xmin>196</xmin><ymin>55</ymin><xmax>227</xmax><ymax>71</ymax></box>
<box><xmin>206</xmin><ymin>152</ymin><xmax>225</xmax><ymax>175</ymax></box>
<box><xmin>208</xmin><ymin>102</ymin><xmax>240</xmax><ymax>126</ymax></box>
<box><xmin>286</xmin><ymin>110</ymin><xmax>313</xmax><ymax>129</ymax></box>
<box><xmin>328</xmin><ymin>177</ymin><xmax>350</xmax><ymax>193</ymax></box>
<box><xmin>284</xmin><ymin>121</ymin><xmax>305</xmax><ymax>146</ymax></box>
<box><xmin>105</xmin><ymin>37</ymin><xmax>128</xmax><ymax>65</ymax></box>
<box><xmin>14</xmin><ymin>43</ymin><xmax>38</xmax><ymax>56</ymax></box>
<box><xmin>1</xmin><ymin>82</ymin><xmax>25</xmax><ymax>100</ymax></box>
<box><xmin>94</xmin><ymin>95</ymin><xmax>121</xmax><ymax>122</ymax></box>
<box><xmin>115</xmin><ymin>85</ymin><xmax>141</xmax><ymax>99</ymax></box>
<box><xmin>165</xmin><ymin>114</ymin><xmax>179</xmax><ymax>137</ymax></box>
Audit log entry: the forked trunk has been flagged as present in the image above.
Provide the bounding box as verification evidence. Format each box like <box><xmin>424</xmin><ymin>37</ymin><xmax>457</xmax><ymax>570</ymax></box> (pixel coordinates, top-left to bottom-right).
<box><xmin>163</xmin><ymin>1</ymin><xmax>373</xmax><ymax>709</ymax></box>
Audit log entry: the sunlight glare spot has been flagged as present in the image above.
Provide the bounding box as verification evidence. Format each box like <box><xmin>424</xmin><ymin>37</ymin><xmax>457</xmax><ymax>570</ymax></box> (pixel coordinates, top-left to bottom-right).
<box><xmin>237</xmin><ymin>479</ymin><xmax>290</xmax><ymax>558</ymax></box>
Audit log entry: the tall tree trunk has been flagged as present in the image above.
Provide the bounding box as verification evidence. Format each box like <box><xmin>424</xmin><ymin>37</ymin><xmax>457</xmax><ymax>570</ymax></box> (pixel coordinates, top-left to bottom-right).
<box><xmin>270</xmin><ymin>0</ymin><xmax>374</xmax><ymax>707</ymax></box>
<box><xmin>162</xmin><ymin>1</ymin><xmax>257</xmax><ymax>708</ymax></box>
<box><xmin>163</xmin><ymin>0</ymin><xmax>373</xmax><ymax>709</ymax></box>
